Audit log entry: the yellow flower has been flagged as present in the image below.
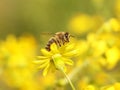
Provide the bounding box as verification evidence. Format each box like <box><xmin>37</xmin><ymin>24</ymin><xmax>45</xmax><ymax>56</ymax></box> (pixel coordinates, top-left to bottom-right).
<box><xmin>0</xmin><ymin>35</ymin><xmax>38</xmax><ymax>90</ymax></box>
<box><xmin>83</xmin><ymin>85</ymin><xmax>96</xmax><ymax>90</ymax></box>
<box><xmin>87</xmin><ymin>85</ymin><xmax>96</xmax><ymax>90</ymax></box>
<box><xmin>35</xmin><ymin>42</ymin><xmax>79</xmax><ymax>76</ymax></box>
<box><xmin>114</xmin><ymin>83</ymin><xmax>120</xmax><ymax>90</ymax></box>
<box><xmin>109</xmin><ymin>18</ymin><xmax>120</xmax><ymax>32</ymax></box>
<box><xmin>102</xmin><ymin>83</ymin><xmax>120</xmax><ymax>90</ymax></box>
<box><xmin>68</xmin><ymin>14</ymin><xmax>93</xmax><ymax>34</ymax></box>
<box><xmin>105</xmin><ymin>46</ymin><xmax>120</xmax><ymax>69</ymax></box>
<box><xmin>102</xmin><ymin>18</ymin><xmax>120</xmax><ymax>32</ymax></box>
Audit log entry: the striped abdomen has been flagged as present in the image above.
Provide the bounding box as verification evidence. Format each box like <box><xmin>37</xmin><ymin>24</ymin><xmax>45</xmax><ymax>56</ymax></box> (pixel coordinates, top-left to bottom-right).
<box><xmin>45</xmin><ymin>32</ymin><xmax>70</xmax><ymax>51</ymax></box>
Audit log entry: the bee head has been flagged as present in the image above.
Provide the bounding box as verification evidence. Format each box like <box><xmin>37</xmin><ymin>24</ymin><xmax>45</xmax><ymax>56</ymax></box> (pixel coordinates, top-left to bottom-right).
<box><xmin>64</xmin><ymin>32</ymin><xmax>70</xmax><ymax>42</ymax></box>
<box><xmin>65</xmin><ymin>32</ymin><xmax>68</xmax><ymax>37</ymax></box>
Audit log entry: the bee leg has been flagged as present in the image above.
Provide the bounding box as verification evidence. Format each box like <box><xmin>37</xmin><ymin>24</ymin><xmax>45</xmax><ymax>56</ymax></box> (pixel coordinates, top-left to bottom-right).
<box><xmin>66</xmin><ymin>37</ymin><xmax>69</xmax><ymax>42</ymax></box>
<box><xmin>56</xmin><ymin>39</ymin><xmax>61</xmax><ymax>47</ymax></box>
<box><xmin>52</xmin><ymin>38</ymin><xmax>57</xmax><ymax>45</ymax></box>
<box><xmin>60</xmin><ymin>36</ymin><xmax>65</xmax><ymax>45</ymax></box>
<box><xmin>45</xmin><ymin>44</ymin><xmax>50</xmax><ymax>51</ymax></box>
<box><xmin>62</xmin><ymin>39</ymin><xmax>66</xmax><ymax>45</ymax></box>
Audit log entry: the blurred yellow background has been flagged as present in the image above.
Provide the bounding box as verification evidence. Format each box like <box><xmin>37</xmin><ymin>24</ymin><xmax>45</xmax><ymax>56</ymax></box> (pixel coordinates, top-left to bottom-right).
<box><xmin>0</xmin><ymin>0</ymin><xmax>120</xmax><ymax>90</ymax></box>
<box><xmin>0</xmin><ymin>0</ymin><xmax>116</xmax><ymax>38</ymax></box>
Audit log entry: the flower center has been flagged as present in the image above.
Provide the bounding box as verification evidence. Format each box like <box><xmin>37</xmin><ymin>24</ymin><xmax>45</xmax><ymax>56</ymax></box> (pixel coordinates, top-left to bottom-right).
<box><xmin>52</xmin><ymin>54</ymin><xmax>61</xmax><ymax>59</ymax></box>
<box><xmin>52</xmin><ymin>54</ymin><xmax>65</xmax><ymax>71</ymax></box>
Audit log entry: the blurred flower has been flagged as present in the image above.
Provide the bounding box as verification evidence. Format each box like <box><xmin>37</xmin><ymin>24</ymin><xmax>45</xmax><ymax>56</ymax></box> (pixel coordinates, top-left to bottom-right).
<box><xmin>87</xmin><ymin>31</ymin><xmax>120</xmax><ymax>70</ymax></box>
<box><xmin>102</xmin><ymin>86</ymin><xmax>114</xmax><ymax>90</ymax></box>
<box><xmin>84</xmin><ymin>85</ymin><xmax>96</xmax><ymax>90</ymax></box>
<box><xmin>34</xmin><ymin>41</ymin><xmax>80</xmax><ymax>76</ymax></box>
<box><xmin>114</xmin><ymin>83</ymin><xmax>120</xmax><ymax>90</ymax></box>
<box><xmin>68</xmin><ymin>14</ymin><xmax>94</xmax><ymax>34</ymax></box>
<box><xmin>37</xmin><ymin>73</ymin><xmax>56</xmax><ymax>90</ymax></box>
<box><xmin>77</xmin><ymin>40</ymin><xmax>89</xmax><ymax>56</ymax></box>
<box><xmin>102</xmin><ymin>18</ymin><xmax>120</xmax><ymax>32</ymax></box>
<box><xmin>0</xmin><ymin>35</ymin><xmax>39</xmax><ymax>90</ymax></box>
<box><xmin>102</xmin><ymin>83</ymin><xmax>120</xmax><ymax>90</ymax></box>
<box><xmin>87</xmin><ymin>33</ymin><xmax>108</xmax><ymax>57</ymax></box>
<box><xmin>109</xmin><ymin>18</ymin><xmax>120</xmax><ymax>32</ymax></box>
<box><xmin>105</xmin><ymin>46</ymin><xmax>120</xmax><ymax>69</ymax></box>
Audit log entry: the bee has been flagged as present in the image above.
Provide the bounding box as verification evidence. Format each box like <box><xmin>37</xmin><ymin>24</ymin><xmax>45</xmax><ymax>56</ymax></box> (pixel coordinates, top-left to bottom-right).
<box><xmin>45</xmin><ymin>32</ymin><xmax>72</xmax><ymax>51</ymax></box>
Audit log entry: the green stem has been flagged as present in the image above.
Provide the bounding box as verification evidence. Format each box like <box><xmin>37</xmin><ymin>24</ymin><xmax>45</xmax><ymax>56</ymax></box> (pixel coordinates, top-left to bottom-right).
<box><xmin>61</xmin><ymin>70</ymin><xmax>76</xmax><ymax>90</ymax></box>
<box><xmin>53</xmin><ymin>54</ymin><xmax>75</xmax><ymax>90</ymax></box>
<box><xmin>57</xmin><ymin>60</ymin><xmax>89</xmax><ymax>87</ymax></box>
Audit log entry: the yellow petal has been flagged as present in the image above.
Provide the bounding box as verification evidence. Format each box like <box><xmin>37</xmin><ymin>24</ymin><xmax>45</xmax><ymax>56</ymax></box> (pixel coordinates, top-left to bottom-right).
<box><xmin>43</xmin><ymin>63</ymin><xmax>50</xmax><ymax>76</ymax></box>
<box><xmin>104</xmin><ymin>86</ymin><xmax>115</xmax><ymax>90</ymax></box>
<box><xmin>63</xmin><ymin>58</ymin><xmax>74</xmax><ymax>65</ymax></box>
<box><xmin>37</xmin><ymin>60</ymin><xmax>49</xmax><ymax>69</ymax></box>
<box><xmin>63</xmin><ymin>50</ymin><xmax>78</xmax><ymax>57</ymax></box>
<box><xmin>105</xmin><ymin>46</ymin><xmax>120</xmax><ymax>69</ymax></box>
<box><xmin>114</xmin><ymin>83</ymin><xmax>120</xmax><ymax>90</ymax></box>
<box><xmin>41</xmin><ymin>49</ymin><xmax>52</xmax><ymax>56</ymax></box>
<box><xmin>84</xmin><ymin>85</ymin><xmax>95</xmax><ymax>90</ymax></box>
<box><xmin>50</xmin><ymin>43</ymin><xmax>59</xmax><ymax>53</ymax></box>
<box><xmin>36</xmin><ymin>56</ymin><xmax>48</xmax><ymax>59</ymax></box>
<box><xmin>33</xmin><ymin>59</ymin><xmax>49</xmax><ymax>64</ymax></box>
<box><xmin>65</xmin><ymin>43</ymin><xmax>75</xmax><ymax>51</ymax></box>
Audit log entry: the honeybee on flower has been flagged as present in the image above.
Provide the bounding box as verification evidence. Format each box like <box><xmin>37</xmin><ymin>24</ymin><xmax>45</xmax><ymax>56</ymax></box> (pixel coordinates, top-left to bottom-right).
<box><xmin>34</xmin><ymin>32</ymin><xmax>79</xmax><ymax>76</ymax></box>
